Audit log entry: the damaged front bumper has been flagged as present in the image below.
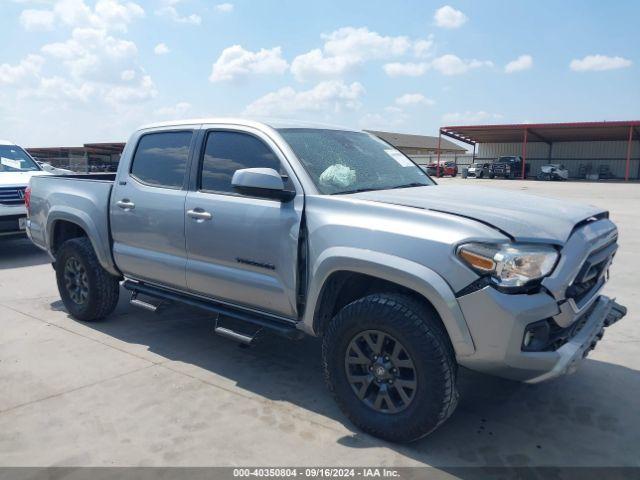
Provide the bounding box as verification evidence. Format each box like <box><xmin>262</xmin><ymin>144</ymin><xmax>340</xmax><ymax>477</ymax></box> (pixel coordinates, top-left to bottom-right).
<box><xmin>525</xmin><ymin>296</ymin><xmax>626</xmax><ymax>383</ymax></box>
<box><xmin>456</xmin><ymin>287</ymin><xmax>627</xmax><ymax>382</ymax></box>
<box><xmin>456</xmin><ymin>216</ymin><xmax>627</xmax><ymax>382</ymax></box>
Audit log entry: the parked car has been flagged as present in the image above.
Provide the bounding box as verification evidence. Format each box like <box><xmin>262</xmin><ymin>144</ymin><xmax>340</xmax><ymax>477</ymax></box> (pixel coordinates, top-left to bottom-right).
<box><xmin>0</xmin><ymin>140</ymin><xmax>50</xmax><ymax>237</ymax></box>
<box><xmin>489</xmin><ymin>155</ymin><xmax>531</xmax><ymax>179</ymax></box>
<box><xmin>538</xmin><ymin>164</ymin><xmax>569</xmax><ymax>181</ymax></box>
<box><xmin>36</xmin><ymin>161</ymin><xmax>74</xmax><ymax>175</ymax></box>
<box><xmin>466</xmin><ymin>162</ymin><xmax>491</xmax><ymax>179</ymax></box>
<box><xmin>425</xmin><ymin>160</ymin><xmax>458</xmax><ymax>177</ymax></box>
<box><xmin>26</xmin><ymin>119</ymin><xmax>626</xmax><ymax>442</ymax></box>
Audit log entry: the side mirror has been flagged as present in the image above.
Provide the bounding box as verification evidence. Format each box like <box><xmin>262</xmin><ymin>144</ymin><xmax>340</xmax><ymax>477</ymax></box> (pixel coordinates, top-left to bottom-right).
<box><xmin>231</xmin><ymin>168</ymin><xmax>295</xmax><ymax>201</ymax></box>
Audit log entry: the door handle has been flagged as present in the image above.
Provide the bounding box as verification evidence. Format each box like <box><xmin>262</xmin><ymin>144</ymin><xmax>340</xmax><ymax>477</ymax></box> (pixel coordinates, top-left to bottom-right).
<box><xmin>116</xmin><ymin>199</ymin><xmax>135</xmax><ymax>210</ymax></box>
<box><xmin>187</xmin><ymin>208</ymin><xmax>212</xmax><ymax>221</ymax></box>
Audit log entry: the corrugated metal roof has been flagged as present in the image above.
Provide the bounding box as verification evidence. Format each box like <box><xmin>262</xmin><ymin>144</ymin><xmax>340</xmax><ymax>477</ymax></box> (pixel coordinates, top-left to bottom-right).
<box><xmin>441</xmin><ymin>120</ymin><xmax>640</xmax><ymax>144</ymax></box>
<box><xmin>365</xmin><ymin>130</ymin><xmax>466</xmax><ymax>152</ymax></box>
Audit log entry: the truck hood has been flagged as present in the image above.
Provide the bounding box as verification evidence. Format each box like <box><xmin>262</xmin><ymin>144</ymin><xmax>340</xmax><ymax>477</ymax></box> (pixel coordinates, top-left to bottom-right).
<box><xmin>350</xmin><ymin>185</ymin><xmax>605</xmax><ymax>244</ymax></box>
<box><xmin>0</xmin><ymin>170</ymin><xmax>49</xmax><ymax>187</ymax></box>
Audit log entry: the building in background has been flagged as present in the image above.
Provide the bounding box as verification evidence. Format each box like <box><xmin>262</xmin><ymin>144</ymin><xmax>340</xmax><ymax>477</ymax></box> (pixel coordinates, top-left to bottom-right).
<box><xmin>27</xmin><ymin>143</ymin><xmax>125</xmax><ymax>172</ymax></box>
<box><xmin>439</xmin><ymin>121</ymin><xmax>640</xmax><ymax>180</ymax></box>
<box><xmin>366</xmin><ymin>130</ymin><xmax>467</xmax><ymax>156</ymax></box>
<box><xmin>25</xmin><ymin>130</ymin><xmax>470</xmax><ymax>173</ymax></box>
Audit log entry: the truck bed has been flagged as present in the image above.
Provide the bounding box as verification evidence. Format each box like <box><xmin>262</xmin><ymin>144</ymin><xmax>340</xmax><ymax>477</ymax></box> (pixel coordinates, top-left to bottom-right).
<box><xmin>27</xmin><ymin>173</ymin><xmax>118</xmax><ymax>274</ymax></box>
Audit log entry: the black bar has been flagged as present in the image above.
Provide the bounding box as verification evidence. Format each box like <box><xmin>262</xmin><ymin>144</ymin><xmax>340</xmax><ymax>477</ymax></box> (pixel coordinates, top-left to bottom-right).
<box><xmin>123</xmin><ymin>280</ymin><xmax>303</xmax><ymax>340</ymax></box>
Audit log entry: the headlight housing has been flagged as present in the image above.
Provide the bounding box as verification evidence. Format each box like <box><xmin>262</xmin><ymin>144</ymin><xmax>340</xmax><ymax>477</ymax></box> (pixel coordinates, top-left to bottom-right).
<box><xmin>457</xmin><ymin>242</ymin><xmax>559</xmax><ymax>289</ymax></box>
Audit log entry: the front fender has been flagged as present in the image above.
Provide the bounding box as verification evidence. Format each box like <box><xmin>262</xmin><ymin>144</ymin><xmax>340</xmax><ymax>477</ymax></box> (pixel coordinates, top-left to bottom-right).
<box><xmin>46</xmin><ymin>207</ymin><xmax>119</xmax><ymax>276</ymax></box>
<box><xmin>302</xmin><ymin>247</ymin><xmax>475</xmax><ymax>357</ymax></box>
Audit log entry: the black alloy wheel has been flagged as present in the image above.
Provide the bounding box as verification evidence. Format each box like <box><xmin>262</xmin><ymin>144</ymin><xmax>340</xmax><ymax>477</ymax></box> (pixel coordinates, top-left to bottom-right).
<box><xmin>344</xmin><ymin>330</ymin><xmax>417</xmax><ymax>413</ymax></box>
<box><xmin>64</xmin><ymin>257</ymin><xmax>90</xmax><ymax>305</ymax></box>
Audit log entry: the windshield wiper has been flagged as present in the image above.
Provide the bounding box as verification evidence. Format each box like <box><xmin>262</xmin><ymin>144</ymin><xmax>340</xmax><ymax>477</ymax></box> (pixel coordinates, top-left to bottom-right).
<box><xmin>332</xmin><ymin>183</ymin><xmax>428</xmax><ymax>195</ymax></box>
<box><xmin>331</xmin><ymin>187</ymin><xmax>381</xmax><ymax>195</ymax></box>
<box><xmin>388</xmin><ymin>182</ymin><xmax>428</xmax><ymax>190</ymax></box>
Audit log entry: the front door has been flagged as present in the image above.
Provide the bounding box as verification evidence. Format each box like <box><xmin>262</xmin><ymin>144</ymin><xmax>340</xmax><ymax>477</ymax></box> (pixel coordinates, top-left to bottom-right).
<box><xmin>111</xmin><ymin>129</ymin><xmax>194</xmax><ymax>289</ymax></box>
<box><xmin>185</xmin><ymin>128</ymin><xmax>303</xmax><ymax>318</ymax></box>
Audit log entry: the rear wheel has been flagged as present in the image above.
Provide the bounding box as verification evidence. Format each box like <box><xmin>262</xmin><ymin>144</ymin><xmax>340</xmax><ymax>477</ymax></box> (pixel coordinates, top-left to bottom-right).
<box><xmin>55</xmin><ymin>237</ymin><xmax>120</xmax><ymax>321</ymax></box>
<box><xmin>322</xmin><ymin>293</ymin><xmax>459</xmax><ymax>442</ymax></box>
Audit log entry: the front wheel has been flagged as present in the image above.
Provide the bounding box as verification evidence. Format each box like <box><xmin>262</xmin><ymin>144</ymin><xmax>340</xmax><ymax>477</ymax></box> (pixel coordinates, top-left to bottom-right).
<box><xmin>322</xmin><ymin>294</ymin><xmax>459</xmax><ymax>442</ymax></box>
<box><xmin>55</xmin><ymin>237</ymin><xmax>120</xmax><ymax>321</ymax></box>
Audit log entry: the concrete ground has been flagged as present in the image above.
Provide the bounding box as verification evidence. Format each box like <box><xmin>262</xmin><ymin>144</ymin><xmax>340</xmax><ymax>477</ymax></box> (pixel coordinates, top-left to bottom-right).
<box><xmin>0</xmin><ymin>178</ymin><xmax>638</xmax><ymax>468</ymax></box>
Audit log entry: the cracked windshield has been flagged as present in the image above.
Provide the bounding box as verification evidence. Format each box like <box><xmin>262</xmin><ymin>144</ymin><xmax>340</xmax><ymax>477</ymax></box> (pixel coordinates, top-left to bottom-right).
<box><xmin>278</xmin><ymin>129</ymin><xmax>434</xmax><ymax>194</ymax></box>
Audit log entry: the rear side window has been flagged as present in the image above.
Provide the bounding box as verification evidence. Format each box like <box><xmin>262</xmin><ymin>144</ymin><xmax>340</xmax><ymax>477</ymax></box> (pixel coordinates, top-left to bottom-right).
<box><xmin>200</xmin><ymin>131</ymin><xmax>281</xmax><ymax>193</ymax></box>
<box><xmin>130</xmin><ymin>131</ymin><xmax>192</xmax><ymax>188</ymax></box>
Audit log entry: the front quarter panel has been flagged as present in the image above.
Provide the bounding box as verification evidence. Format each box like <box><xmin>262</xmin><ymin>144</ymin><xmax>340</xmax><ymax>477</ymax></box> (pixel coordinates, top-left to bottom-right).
<box><xmin>301</xmin><ymin>194</ymin><xmax>510</xmax><ymax>358</ymax></box>
<box><xmin>304</xmin><ymin>246</ymin><xmax>476</xmax><ymax>356</ymax></box>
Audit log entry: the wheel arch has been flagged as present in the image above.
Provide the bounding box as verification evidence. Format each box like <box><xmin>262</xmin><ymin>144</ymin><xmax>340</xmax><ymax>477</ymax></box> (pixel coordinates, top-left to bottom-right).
<box><xmin>47</xmin><ymin>208</ymin><xmax>119</xmax><ymax>276</ymax></box>
<box><xmin>302</xmin><ymin>247</ymin><xmax>475</xmax><ymax>357</ymax></box>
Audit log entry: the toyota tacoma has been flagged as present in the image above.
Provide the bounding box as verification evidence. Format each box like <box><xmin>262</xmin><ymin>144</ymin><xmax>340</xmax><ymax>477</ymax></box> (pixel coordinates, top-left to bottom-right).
<box><xmin>26</xmin><ymin>119</ymin><xmax>627</xmax><ymax>442</ymax></box>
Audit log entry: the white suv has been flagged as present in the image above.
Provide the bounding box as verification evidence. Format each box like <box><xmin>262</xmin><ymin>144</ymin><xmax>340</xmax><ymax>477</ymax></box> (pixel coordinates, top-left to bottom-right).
<box><xmin>0</xmin><ymin>140</ymin><xmax>50</xmax><ymax>237</ymax></box>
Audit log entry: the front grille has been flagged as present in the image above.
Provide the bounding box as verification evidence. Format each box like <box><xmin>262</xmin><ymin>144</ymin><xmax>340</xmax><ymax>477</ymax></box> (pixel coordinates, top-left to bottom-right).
<box><xmin>566</xmin><ymin>235</ymin><xmax>617</xmax><ymax>308</ymax></box>
<box><xmin>491</xmin><ymin>164</ymin><xmax>509</xmax><ymax>174</ymax></box>
<box><xmin>546</xmin><ymin>304</ymin><xmax>593</xmax><ymax>351</ymax></box>
<box><xmin>0</xmin><ymin>186</ymin><xmax>26</xmax><ymax>205</ymax></box>
<box><xmin>0</xmin><ymin>214</ymin><xmax>25</xmax><ymax>233</ymax></box>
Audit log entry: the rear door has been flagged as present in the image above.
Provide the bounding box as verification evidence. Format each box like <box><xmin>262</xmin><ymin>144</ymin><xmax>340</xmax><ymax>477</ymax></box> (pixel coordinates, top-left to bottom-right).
<box><xmin>184</xmin><ymin>127</ymin><xmax>303</xmax><ymax>318</ymax></box>
<box><xmin>111</xmin><ymin>128</ymin><xmax>196</xmax><ymax>289</ymax></box>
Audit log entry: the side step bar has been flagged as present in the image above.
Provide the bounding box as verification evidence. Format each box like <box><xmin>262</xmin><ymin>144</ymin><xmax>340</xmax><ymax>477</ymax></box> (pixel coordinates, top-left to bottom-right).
<box><xmin>123</xmin><ymin>280</ymin><xmax>303</xmax><ymax>341</ymax></box>
<box><xmin>130</xmin><ymin>292</ymin><xmax>160</xmax><ymax>313</ymax></box>
<box><xmin>214</xmin><ymin>326</ymin><xmax>255</xmax><ymax>345</ymax></box>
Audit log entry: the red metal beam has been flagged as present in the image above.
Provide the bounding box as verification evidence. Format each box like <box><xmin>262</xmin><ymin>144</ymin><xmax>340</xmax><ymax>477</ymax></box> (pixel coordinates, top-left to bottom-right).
<box><xmin>436</xmin><ymin>130</ymin><xmax>442</xmax><ymax>178</ymax></box>
<box><xmin>441</xmin><ymin>128</ymin><xmax>476</xmax><ymax>145</ymax></box>
<box><xmin>625</xmin><ymin>125</ymin><xmax>633</xmax><ymax>181</ymax></box>
<box><xmin>443</xmin><ymin>120</ymin><xmax>640</xmax><ymax>131</ymax></box>
<box><xmin>440</xmin><ymin>120</ymin><xmax>640</xmax><ymax>144</ymax></box>
<box><xmin>522</xmin><ymin>127</ymin><xmax>528</xmax><ymax>180</ymax></box>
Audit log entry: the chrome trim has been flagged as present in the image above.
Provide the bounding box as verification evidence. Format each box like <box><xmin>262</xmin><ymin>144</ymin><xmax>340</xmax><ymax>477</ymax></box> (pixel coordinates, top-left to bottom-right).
<box><xmin>566</xmin><ymin>279</ymin><xmax>605</xmax><ymax>314</ymax></box>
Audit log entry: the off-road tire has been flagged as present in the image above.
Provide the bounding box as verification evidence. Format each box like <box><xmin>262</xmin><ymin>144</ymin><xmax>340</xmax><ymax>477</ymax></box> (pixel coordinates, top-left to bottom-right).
<box><xmin>322</xmin><ymin>293</ymin><xmax>459</xmax><ymax>442</ymax></box>
<box><xmin>55</xmin><ymin>237</ymin><xmax>120</xmax><ymax>321</ymax></box>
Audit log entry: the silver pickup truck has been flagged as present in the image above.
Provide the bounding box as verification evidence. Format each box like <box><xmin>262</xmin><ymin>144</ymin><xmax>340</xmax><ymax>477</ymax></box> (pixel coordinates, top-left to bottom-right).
<box><xmin>26</xmin><ymin>118</ymin><xmax>627</xmax><ymax>442</ymax></box>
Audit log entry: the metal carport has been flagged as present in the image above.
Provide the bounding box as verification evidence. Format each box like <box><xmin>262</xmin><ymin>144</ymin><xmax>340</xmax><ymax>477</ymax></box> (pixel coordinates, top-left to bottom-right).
<box><xmin>436</xmin><ymin>120</ymin><xmax>640</xmax><ymax>180</ymax></box>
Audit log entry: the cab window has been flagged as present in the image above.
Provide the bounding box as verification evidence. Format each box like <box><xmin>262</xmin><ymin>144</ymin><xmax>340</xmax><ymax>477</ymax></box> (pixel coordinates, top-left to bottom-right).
<box><xmin>199</xmin><ymin>131</ymin><xmax>283</xmax><ymax>194</ymax></box>
<box><xmin>130</xmin><ymin>131</ymin><xmax>192</xmax><ymax>189</ymax></box>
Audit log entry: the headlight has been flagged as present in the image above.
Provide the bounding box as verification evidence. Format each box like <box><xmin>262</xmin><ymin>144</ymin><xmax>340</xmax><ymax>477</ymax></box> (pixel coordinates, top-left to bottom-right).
<box><xmin>457</xmin><ymin>242</ymin><xmax>559</xmax><ymax>288</ymax></box>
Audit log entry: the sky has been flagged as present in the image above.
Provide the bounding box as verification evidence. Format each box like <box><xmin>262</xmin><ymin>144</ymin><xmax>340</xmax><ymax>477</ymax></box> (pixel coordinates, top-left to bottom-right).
<box><xmin>0</xmin><ymin>0</ymin><xmax>638</xmax><ymax>147</ymax></box>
